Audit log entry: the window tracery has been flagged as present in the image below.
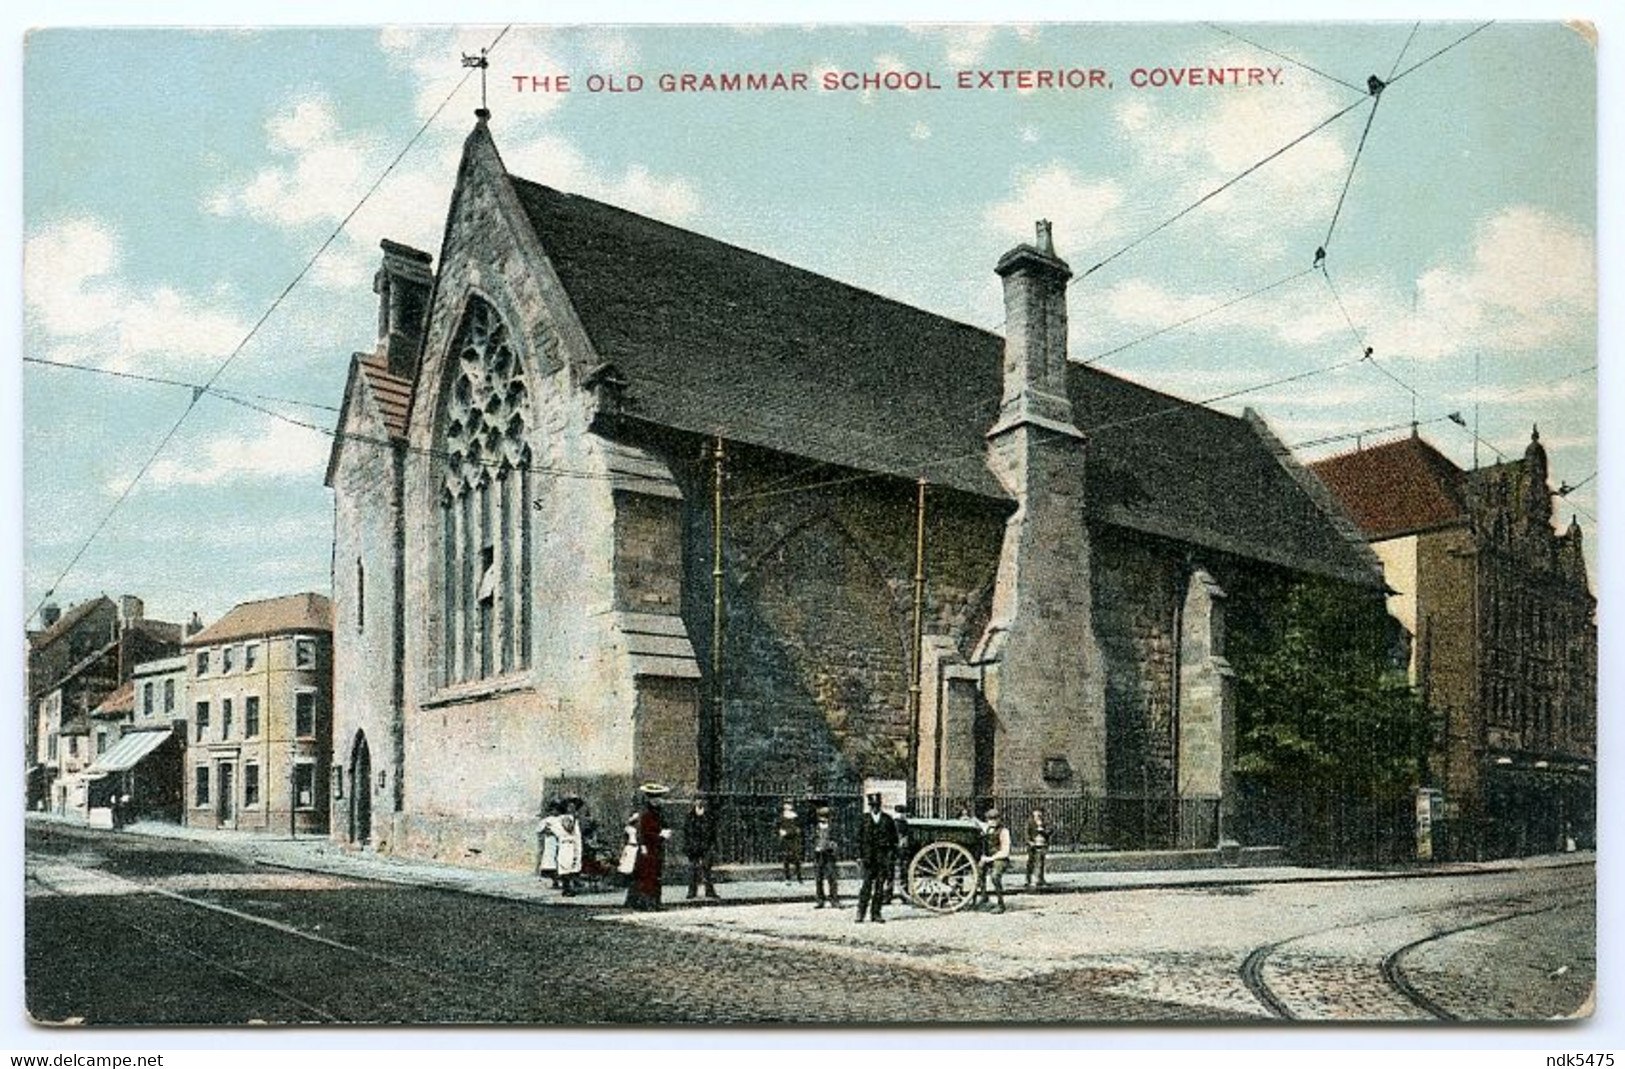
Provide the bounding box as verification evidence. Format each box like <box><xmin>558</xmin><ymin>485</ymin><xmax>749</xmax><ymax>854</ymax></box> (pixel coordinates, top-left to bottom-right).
<box><xmin>441</xmin><ymin>296</ymin><xmax>533</xmax><ymax>683</ymax></box>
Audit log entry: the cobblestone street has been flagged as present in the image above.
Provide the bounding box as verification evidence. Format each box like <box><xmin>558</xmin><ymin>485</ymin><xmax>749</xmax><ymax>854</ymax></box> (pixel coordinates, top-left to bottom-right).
<box><xmin>614</xmin><ymin>864</ymin><xmax>1595</xmax><ymax>1021</ymax></box>
<box><xmin>25</xmin><ymin>821</ymin><xmax>1593</xmax><ymax>1024</ymax></box>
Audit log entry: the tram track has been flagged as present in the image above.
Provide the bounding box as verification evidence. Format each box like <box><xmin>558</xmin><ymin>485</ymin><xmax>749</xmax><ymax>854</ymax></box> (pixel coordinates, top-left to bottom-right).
<box><xmin>1379</xmin><ymin>893</ymin><xmax>1593</xmax><ymax>1021</ymax></box>
<box><xmin>1239</xmin><ymin>886</ymin><xmax>1593</xmax><ymax>1021</ymax></box>
<box><xmin>27</xmin><ymin>858</ymin><xmax>556</xmax><ymax>1024</ymax></box>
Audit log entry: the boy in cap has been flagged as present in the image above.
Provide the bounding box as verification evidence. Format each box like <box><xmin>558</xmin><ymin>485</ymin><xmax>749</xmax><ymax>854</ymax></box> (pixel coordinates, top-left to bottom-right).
<box><xmin>812</xmin><ymin>806</ymin><xmax>840</xmax><ymax>908</ymax></box>
<box><xmin>978</xmin><ymin>807</ymin><xmax>1011</xmax><ymax>913</ymax></box>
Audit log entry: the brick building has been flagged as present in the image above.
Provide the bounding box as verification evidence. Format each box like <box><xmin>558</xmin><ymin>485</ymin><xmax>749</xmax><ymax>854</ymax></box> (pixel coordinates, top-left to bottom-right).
<box><xmin>181</xmin><ymin>593</ymin><xmax>333</xmax><ymax>836</ymax></box>
<box><xmin>27</xmin><ymin>596</ymin><xmax>183</xmax><ymax>812</ymax></box>
<box><xmin>1310</xmin><ymin>429</ymin><xmax>1596</xmax><ymax>856</ymax></box>
<box><xmin>327</xmin><ymin>117</ymin><xmax>1388</xmax><ymax>869</ymax></box>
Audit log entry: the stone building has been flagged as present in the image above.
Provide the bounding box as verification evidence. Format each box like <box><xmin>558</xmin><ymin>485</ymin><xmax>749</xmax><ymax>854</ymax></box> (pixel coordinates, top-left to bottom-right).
<box><xmin>27</xmin><ymin>596</ymin><xmax>182</xmax><ymax>811</ymax></box>
<box><xmin>327</xmin><ymin>117</ymin><xmax>1387</xmax><ymax>869</ymax></box>
<box><xmin>181</xmin><ymin>593</ymin><xmax>333</xmax><ymax>835</ymax></box>
<box><xmin>1310</xmin><ymin>429</ymin><xmax>1596</xmax><ymax>856</ymax></box>
<box><xmin>79</xmin><ymin>654</ymin><xmax>191</xmax><ymax>826</ymax></box>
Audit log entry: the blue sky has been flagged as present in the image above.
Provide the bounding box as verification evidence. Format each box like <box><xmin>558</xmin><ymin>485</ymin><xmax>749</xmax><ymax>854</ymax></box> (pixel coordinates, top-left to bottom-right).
<box><xmin>21</xmin><ymin>20</ymin><xmax>1598</xmax><ymax>628</ymax></box>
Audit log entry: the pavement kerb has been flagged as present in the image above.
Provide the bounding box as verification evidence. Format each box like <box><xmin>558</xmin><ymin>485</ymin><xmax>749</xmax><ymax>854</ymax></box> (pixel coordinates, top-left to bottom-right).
<box><xmin>29</xmin><ymin>814</ymin><xmax>1593</xmax><ymax>913</ymax></box>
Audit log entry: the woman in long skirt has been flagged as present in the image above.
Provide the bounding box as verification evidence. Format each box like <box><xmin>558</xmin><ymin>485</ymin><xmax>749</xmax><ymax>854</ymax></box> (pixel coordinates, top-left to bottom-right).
<box><xmin>625</xmin><ymin>784</ymin><xmax>670</xmax><ymax>910</ymax></box>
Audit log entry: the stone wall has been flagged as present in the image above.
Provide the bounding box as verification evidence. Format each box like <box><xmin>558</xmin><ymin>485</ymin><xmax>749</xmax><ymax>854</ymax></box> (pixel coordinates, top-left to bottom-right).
<box><xmin>619</xmin><ymin>433</ymin><xmax>1007</xmax><ymax>792</ymax></box>
<box><xmin>398</xmin><ymin>123</ymin><xmax>640</xmax><ymax>868</ymax></box>
<box><xmin>330</xmin><ymin>371</ymin><xmax>405</xmax><ymax>850</ymax></box>
<box><xmin>1091</xmin><ymin>526</ymin><xmax>1185</xmax><ymax>798</ymax></box>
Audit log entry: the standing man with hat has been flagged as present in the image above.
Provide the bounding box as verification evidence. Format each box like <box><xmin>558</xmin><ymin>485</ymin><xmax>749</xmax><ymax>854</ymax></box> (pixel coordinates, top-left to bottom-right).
<box><xmin>856</xmin><ymin>792</ymin><xmax>897</xmax><ymax>923</ymax></box>
<box><xmin>684</xmin><ymin>794</ymin><xmax>721</xmax><ymax>900</ymax></box>
<box><xmin>978</xmin><ymin>807</ymin><xmax>1012</xmax><ymax>913</ymax></box>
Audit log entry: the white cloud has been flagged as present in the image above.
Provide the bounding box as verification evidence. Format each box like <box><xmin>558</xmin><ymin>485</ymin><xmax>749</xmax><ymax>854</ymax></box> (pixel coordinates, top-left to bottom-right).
<box><xmin>983</xmin><ymin>165</ymin><xmax>1127</xmax><ymax>262</ymax></box>
<box><xmin>910</xmin><ymin>122</ymin><xmax>932</xmax><ymax>141</ymax></box>
<box><xmin>1111</xmin><ymin>67</ymin><xmax>1353</xmax><ymax>252</ymax></box>
<box><xmin>1372</xmin><ymin>206</ymin><xmax>1595</xmax><ymax>361</ymax></box>
<box><xmin>24</xmin><ymin>217</ymin><xmax>251</xmax><ymax>373</ymax></box>
<box><xmin>139</xmin><ymin>420</ymin><xmax>330</xmax><ymax>490</ymax></box>
<box><xmin>207</xmin><ymin>76</ymin><xmax>701</xmax><ymax>291</ymax></box>
<box><xmin>1464</xmin><ymin>377</ymin><xmax>1593</xmax><ymax>406</ymax></box>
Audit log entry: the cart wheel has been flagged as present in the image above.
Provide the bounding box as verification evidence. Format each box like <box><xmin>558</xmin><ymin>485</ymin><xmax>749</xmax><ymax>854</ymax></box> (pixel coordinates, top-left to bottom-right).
<box><xmin>908</xmin><ymin>841</ymin><xmax>978</xmax><ymax>913</ymax></box>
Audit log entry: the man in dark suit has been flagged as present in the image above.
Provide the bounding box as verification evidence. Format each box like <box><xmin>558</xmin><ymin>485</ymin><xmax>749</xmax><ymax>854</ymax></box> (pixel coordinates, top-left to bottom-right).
<box><xmin>683</xmin><ymin>795</ymin><xmax>720</xmax><ymax>900</ymax></box>
<box><xmin>855</xmin><ymin>792</ymin><xmax>897</xmax><ymax>923</ymax></box>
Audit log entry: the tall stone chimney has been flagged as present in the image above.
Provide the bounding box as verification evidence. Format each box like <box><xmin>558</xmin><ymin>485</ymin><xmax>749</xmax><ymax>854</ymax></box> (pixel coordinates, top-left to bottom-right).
<box><xmin>374</xmin><ymin>239</ymin><xmax>435</xmax><ymax>378</ymax></box>
<box><xmin>971</xmin><ymin>220</ymin><xmax>1106</xmax><ymax>796</ymax></box>
<box><xmin>41</xmin><ymin>602</ymin><xmax>61</xmax><ymax>628</ymax></box>
<box><xmin>119</xmin><ymin>595</ymin><xmax>144</xmax><ymax>625</ymax></box>
<box><xmin>186</xmin><ymin>612</ymin><xmax>205</xmax><ymax>638</ymax></box>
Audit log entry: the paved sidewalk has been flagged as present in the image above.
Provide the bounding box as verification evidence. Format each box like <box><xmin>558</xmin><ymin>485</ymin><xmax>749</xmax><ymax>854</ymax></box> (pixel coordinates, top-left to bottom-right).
<box><xmin>30</xmin><ymin>812</ymin><xmax>1593</xmax><ymax>912</ymax></box>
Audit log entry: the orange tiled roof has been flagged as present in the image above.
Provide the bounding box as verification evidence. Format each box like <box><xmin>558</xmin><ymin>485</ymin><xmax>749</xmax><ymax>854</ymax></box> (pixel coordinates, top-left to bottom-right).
<box><xmin>1308</xmin><ymin>435</ymin><xmax>1468</xmax><ymax>540</ymax></box>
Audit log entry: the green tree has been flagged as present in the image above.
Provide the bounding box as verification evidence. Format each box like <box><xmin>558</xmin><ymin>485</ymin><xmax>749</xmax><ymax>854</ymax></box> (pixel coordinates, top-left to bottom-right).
<box><xmin>1229</xmin><ymin>577</ymin><xmax>1429</xmax><ymax>804</ymax></box>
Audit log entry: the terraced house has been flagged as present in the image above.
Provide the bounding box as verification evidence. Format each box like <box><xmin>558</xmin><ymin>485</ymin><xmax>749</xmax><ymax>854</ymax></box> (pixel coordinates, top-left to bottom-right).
<box><xmin>182</xmin><ymin>593</ymin><xmax>333</xmax><ymax>836</ymax></box>
<box><xmin>327</xmin><ymin>116</ymin><xmax>1393</xmax><ymax>870</ymax></box>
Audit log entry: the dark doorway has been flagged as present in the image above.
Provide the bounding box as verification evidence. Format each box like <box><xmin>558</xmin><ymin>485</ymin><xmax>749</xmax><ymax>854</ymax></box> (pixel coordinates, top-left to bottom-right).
<box><xmin>972</xmin><ymin>690</ymin><xmax>996</xmax><ymax>803</ymax></box>
<box><xmin>350</xmin><ymin>732</ymin><xmax>373</xmax><ymax>846</ymax></box>
<box><xmin>216</xmin><ymin>763</ymin><xmax>234</xmax><ymax>827</ymax></box>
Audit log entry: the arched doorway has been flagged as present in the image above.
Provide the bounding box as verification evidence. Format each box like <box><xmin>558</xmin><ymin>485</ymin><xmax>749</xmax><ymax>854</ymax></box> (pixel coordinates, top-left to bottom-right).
<box><xmin>349</xmin><ymin>732</ymin><xmax>372</xmax><ymax>846</ymax></box>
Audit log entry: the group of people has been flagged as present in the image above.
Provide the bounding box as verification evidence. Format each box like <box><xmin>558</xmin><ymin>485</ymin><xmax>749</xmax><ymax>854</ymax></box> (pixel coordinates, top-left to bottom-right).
<box><xmin>781</xmin><ymin>796</ymin><xmax>1056</xmax><ymax>917</ymax></box>
<box><xmin>545</xmin><ymin>785</ymin><xmax>1059</xmax><ymax>916</ymax></box>
<box><xmin>535</xmin><ymin>797</ymin><xmax>592</xmax><ymax>896</ymax></box>
<box><xmin>615</xmin><ymin>783</ymin><xmax>723</xmax><ymax>911</ymax></box>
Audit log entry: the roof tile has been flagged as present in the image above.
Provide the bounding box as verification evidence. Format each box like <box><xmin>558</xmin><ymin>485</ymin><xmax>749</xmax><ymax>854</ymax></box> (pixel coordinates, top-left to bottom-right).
<box><xmin>185</xmin><ymin>592</ymin><xmax>332</xmax><ymax>647</ymax></box>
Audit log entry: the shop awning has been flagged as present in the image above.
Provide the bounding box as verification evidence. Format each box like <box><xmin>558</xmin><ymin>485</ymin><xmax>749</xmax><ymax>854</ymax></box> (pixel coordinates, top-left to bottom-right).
<box><xmin>88</xmin><ymin>729</ymin><xmax>172</xmax><ymax>773</ymax></box>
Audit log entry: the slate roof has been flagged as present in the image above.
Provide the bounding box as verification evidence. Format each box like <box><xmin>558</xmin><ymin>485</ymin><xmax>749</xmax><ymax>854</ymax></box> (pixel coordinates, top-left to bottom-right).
<box><xmin>514</xmin><ymin>178</ymin><xmax>1003</xmax><ymax>500</ymax></box>
<box><xmin>512</xmin><ymin>178</ymin><xmax>1380</xmax><ymax>586</ymax></box>
<box><xmin>29</xmin><ymin>596</ymin><xmax>114</xmax><ymax>651</ymax></box>
<box><xmin>1308</xmin><ymin>435</ymin><xmax>1468</xmax><ymax>540</ymax></box>
<box><xmin>185</xmin><ymin>592</ymin><xmax>332</xmax><ymax>647</ymax></box>
<box><xmin>1074</xmin><ymin>374</ymin><xmax>1381</xmax><ymax>584</ymax></box>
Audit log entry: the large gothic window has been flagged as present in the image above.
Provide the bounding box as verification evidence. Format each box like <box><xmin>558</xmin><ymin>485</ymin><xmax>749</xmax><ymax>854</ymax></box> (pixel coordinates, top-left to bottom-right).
<box><xmin>441</xmin><ymin>296</ymin><xmax>533</xmax><ymax>685</ymax></box>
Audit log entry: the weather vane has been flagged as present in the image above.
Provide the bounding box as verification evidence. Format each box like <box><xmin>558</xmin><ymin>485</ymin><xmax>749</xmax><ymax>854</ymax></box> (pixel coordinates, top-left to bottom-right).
<box><xmin>462</xmin><ymin>48</ymin><xmax>491</xmax><ymax>118</ymax></box>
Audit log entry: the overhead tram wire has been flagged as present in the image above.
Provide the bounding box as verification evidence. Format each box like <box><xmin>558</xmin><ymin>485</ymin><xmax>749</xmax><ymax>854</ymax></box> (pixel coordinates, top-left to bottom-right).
<box><xmin>1202</xmin><ymin>24</ymin><xmax>1368</xmax><ymax>96</ymax></box>
<box><xmin>1560</xmin><ymin>471</ymin><xmax>1596</xmax><ymax>497</ymax></box>
<box><xmin>1389</xmin><ymin>22</ymin><xmax>1423</xmax><ymax>81</ymax></box>
<box><xmin>23</xmin><ymin>356</ymin><xmax>342</xmax><ymax>413</ymax></box>
<box><xmin>1321</xmin><ymin>91</ymin><xmax>1383</xmax><ymax>253</ymax></box>
<box><xmin>1289</xmin><ymin>411</ymin><xmax>1458</xmax><ymax>451</ymax></box>
<box><xmin>26</xmin><ymin>23</ymin><xmax>515</xmax><ymax>627</ymax></box>
<box><xmin>214</xmin><ymin>391</ymin><xmax>620</xmax><ymax>486</ymax></box>
<box><xmin>1081</xmin><ymin>96</ymin><xmax>1369</xmax><ymax>280</ymax></box>
<box><xmin>1388</xmin><ymin>21</ymin><xmax>1496</xmax><ymax>87</ymax></box>
<box><xmin>1316</xmin><ymin>262</ymin><xmax>1422</xmax><ymax>424</ymax></box>
<box><xmin>1080</xmin><ymin>266</ymin><xmax>1317</xmax><ymax>367</ymax></box>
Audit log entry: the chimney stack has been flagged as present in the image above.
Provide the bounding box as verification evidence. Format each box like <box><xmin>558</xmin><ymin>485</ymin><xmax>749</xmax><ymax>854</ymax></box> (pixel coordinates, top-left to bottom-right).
<box><xmin>968</xmin><ymin>221</ymin><xmax>1105</xmax><ymax>799</ymax></box>
<box><xmin>991</xmin><ymin>220</ymin><xmax>1081</xmax><ymax>439</ymax></box>
<box><xmin>119</xmin><ymin>595</ymin><xmax>144</xmax><ymax>626</ymax></box>
<box><xmin>374</xmin><ymin>239</ymin><xmax>435</xmax><ymax>378</ymax></box>
<box><xmin>186</xmin><ymin>612</ymin><xmax>204</xmax><ymax>637</ymax></box>
<box><xmin>41</xmin><ymin>602</ymin><xmax>61</xmax><ymax>628</ymax></box>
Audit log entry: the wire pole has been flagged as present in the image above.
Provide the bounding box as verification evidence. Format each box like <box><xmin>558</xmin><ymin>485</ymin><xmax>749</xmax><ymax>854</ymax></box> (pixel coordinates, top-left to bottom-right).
<box><xmin>908</xmin><ymin>478</ymin><xmax>928</xmax><ymax>796</ymax></box>
<box><xmin>710</xmin><ymin>436</ymin><xmax>726</xmax><ymax>792</ymax></box>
